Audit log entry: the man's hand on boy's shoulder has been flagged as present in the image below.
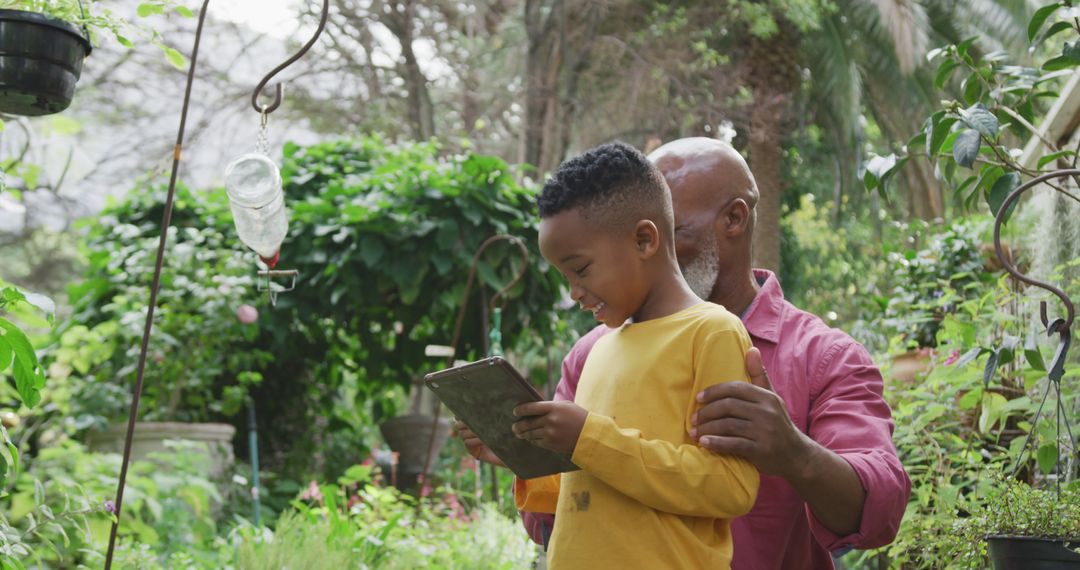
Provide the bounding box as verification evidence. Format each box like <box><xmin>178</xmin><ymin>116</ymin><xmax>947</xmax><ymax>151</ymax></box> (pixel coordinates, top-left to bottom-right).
<box><xmin>689</xmin><ymin>347</ymin><xmax>813</xmax><ymax>479</ymax></box>
<box><xmin>511</xmin><ymin>401</ymin><xmax>589</xmax><ymax>455</ymax></box>
<box><xmin>454</xmin><ymin>421</ymin><xmax>506</xmax><ymax>467</ymax></box>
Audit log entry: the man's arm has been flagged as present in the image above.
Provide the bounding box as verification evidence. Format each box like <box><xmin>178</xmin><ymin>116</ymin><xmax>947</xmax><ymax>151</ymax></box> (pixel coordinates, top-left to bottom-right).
<box><xmin>694</xmin><ymin>345</ymin><xmax>910</xmax><ymax>547</ymax></box>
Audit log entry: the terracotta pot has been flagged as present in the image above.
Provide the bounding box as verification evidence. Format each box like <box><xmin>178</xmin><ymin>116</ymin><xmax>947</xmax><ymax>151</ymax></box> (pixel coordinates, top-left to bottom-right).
<box><xmin>890</xmin><ymin>350</ymin><xmax>933</xmax><ymax>383</ymax></box>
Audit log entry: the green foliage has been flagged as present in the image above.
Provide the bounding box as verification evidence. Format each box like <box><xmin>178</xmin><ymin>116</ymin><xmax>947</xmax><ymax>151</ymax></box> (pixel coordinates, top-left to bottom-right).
<box><xmin>227</xmin><ymin>465</ymin><xmax>537</xmax><ymax>570</ymax></box>
<box><xmin>276</xmin><ymin>136</ymin><xmax>564</xmax><ymax>382</ymax></box>
<box><xmin>866</xmin><ymin>2</ymin><xmax>1080</xmax><ymax>218</ymax></box>
<box><xmin>57</xmin><ymin>184</ymin><xmax>270</xmax><ymax>426</ymax></box>
<box><xmin>880</xmin><ymin>221</ymin><xmax>998</xmax><ymax>350</ymax></box>
<box><xmin>848</xmin><ymin>254</ymin><xmax>1079</xmax><ymax>568</ymax></box>
<box><xmin>0</xmin><ymin>440</ymin><xmax>223</xmax><ymax>568</ymax></box>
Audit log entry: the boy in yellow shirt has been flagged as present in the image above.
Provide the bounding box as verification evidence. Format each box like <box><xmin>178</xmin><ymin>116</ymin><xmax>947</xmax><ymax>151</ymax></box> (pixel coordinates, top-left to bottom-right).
<box><xmin>510</xmin><ymin>142</ymin><xmax>759</xmax><ymax>568</ymax></box>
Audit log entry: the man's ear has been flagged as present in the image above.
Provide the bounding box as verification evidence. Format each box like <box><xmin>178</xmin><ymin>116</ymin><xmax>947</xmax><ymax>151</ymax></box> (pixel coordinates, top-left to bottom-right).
<box><xmin>634</xmin><ymin>220</ymin><xmax>661</xmax><ymax>259</ymax></box>
<box><xmin>720</xmin><ymin>199</ymin><xmax>751</xmax><ymax>237</ymax></box>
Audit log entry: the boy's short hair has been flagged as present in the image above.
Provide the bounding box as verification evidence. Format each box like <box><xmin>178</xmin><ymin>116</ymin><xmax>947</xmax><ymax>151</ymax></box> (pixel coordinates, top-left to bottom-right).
<box><xmin>538</xmin><ymin>142</ymin><xmax>673</xmax><ymax>235</ymax></box>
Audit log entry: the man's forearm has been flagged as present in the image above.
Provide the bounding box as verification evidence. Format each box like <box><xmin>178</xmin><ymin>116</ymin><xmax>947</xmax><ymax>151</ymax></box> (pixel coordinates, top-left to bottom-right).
<box><xmin>786</xmin><ymin>437</ymin><xmax>865</xmax><ymax>536</ymax></box>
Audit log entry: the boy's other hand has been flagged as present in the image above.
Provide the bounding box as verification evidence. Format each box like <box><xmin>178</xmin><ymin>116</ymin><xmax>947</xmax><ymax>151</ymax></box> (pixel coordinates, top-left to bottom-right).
<box><xmin>454</xmin><ymin>420</ymin><xmax>505</xmax><ymax>467</ymax></box>
<box><xmin>511</xmin><ymin>401</ymin><xmax>588</xmax><ymax>455</ymax></box>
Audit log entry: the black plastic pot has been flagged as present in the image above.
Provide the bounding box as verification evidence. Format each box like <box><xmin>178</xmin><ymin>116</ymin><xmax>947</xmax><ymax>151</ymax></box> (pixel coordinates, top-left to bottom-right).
<box><xmin>0</xmin><ymin>9</ymin><xmax>92</xmax><ymax>116</ymax></box>
<box><xmin>987</xmin><ymin>535</ymin><xmax>1080</xmax><ymax>569</ymax></box>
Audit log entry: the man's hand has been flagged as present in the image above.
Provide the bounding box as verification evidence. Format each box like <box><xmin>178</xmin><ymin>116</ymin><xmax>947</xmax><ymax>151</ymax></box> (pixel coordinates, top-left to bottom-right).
<box><xmin>690</xmin><ymin>347</ymin><xmax>813</xmax><ymax>479</ymax></box>
<box><xmin>511</xmin><ymin>401</ymin><xmax>588</xmax><ymax>454</ymax></box>
<box><xmin>454</xmin><ymin>421</ymin><xmax>505</xmax><ymax>467</ymax></box>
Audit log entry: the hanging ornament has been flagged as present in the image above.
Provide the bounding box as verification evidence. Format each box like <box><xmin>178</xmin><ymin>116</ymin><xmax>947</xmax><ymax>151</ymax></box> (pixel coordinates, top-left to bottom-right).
<box><xmin>224</xmin><ymin>107</ymin><xmax>297</xmax><ymax>306</ymax></box>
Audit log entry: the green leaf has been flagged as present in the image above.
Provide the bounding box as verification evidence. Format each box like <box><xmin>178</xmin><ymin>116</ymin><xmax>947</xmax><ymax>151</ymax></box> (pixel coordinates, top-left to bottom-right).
<box><xmin>963</xmin><ymin>75</ymin><xmax>984</xmax><ymax>105</ymax></box>
<box><xmin>175</xmin><ymin>5</ymin><xmax>195</xmax><ymax>17</ymax></box>
<box><xmin>927</xmin><ymin>114</ymin><xmax>956</xmax><ymax>156</ymax></box>
<box><xmin>987</xmin><ymin>172</ymin><xmax>1020</xmax><ymax>221</ymax></box>
<box><xmin>961</xmin><ymin>103</ymin><xmax>999</xmax><ymax>138</ymax></box>
<box><xmin>0</xmin><ymin>317</ymin><xmax>42</xmax><ymax>408</ymax></box>
<box><xmin>1028</xmin><ymin>2</ymin><xmax>1062</xmax><ymax>43</ymax></box>
<box><xmin>1037</xmin><ymin>149</ymin><xmax>1076</xmax><ymax>169</ymax></box>
<box><xmin>955</xmin><ymin>347</ymin><xmax>983</xmax><ymax>369</ymax></box>
<box><xmin>162</xmin><ymin>47</ymin><xmax>187</xmax><ymax>70</ymax></box>
<box><xmin>953</xmin><ymin>129</ymin><xmax>982</xmax><ymax>168</ymax></box>
<box><xmin>978</xmin><ymin>391</ymin><xmax>1007</xmax><ymax>433</ymax></box>
<box><xmin>1025</xmin><ymin>334</ymin><xmax>1046</xmax><ymax>371</ymax></box>
<box><xmin>957</xmin><ymin>37</ymin><xmax>978</xmax><ymax>59</ymax></box>
<box><xmin>958</xmin><ymin>387</ymin><xmax>982</xmax><ymax>410</ymax></box>
<box><xmin>1036</xmin><ymin>444</ymin><xmax>1058</xmax><ymax>475</ymax></box>
<box><xmin>982</xmin><ymin>349</ymin><xmax>999</xmax><ymax>388</ymax></box>
<box><xmin>935</xmin><ymin>60</ymin><xmax>962</xmax><ymax>89</ymax></box>
<box><xmin>1039</xmin><ymin>21</ymin><xmax>1073</xmax><ymax>46</ymax></box>
<box><xmin>0</xmin><ymin>337</ymin><xmax>11</xmax><ymax>373</ymax></box>
<box><xmin>116</xmin><ymin>35</ymin><xmax>134</xmax><ymax>48</ymax></box>
<box><xmin>136</xmin><ymin>3</ymin><xmax>166</xmax><ymax>17</ymax></box>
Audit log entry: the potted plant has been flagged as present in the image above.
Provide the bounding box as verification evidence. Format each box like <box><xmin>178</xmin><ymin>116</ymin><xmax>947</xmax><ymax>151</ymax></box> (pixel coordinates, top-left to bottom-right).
<box><xmin>50</xmin><ymin>184</ymin><xmax>271</xmax><ymax>477</ymax></box>
<box><xmin>0</xmin><ymin>0</ymin><xmax>192</xmax><ymax>116</ymax></box>
<box><xmin>0</xmin><ymin>1</ymin><xmax>92</xmax><ymax>116</ymax></box>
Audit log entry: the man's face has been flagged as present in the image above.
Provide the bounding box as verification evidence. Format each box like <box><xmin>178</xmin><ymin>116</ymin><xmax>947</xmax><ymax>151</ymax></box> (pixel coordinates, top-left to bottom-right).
<box><xmin>538</xmin><ymin>209</ymin><xmax>643</xmax><ymax>328</ymax></box>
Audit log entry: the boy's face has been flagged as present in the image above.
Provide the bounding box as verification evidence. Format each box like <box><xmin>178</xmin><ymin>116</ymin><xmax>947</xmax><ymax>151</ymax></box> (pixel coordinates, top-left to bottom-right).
<box><xmin>538</xmin><ymin>208</ymin><xmax>645</xmax><ymax>328</ymax></box>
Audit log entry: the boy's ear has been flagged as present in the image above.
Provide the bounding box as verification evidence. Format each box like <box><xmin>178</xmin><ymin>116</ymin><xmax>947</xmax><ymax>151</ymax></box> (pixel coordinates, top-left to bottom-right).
<box><xmin>633</xmin><ymin>220</ymin><xmax>661</xmax><ymax>259</ymax></box>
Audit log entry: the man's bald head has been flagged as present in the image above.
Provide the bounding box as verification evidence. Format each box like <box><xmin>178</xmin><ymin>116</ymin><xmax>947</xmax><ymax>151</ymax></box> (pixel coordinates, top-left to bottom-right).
<box><xmin>645</xmin><ymin>137</ymin><xmax>758</xmax><ymax>302</ymax></box>
<box><xmin>647</xmin><ymin>137</ymin><xmax>759</xmax><ymax>214</ymax></box>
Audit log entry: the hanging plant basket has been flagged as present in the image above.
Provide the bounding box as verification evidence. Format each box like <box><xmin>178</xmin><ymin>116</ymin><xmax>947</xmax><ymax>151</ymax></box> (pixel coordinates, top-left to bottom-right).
<box><xmin>987</xmin><ymin>535</ymin><xmax>1080</xmax><ymax>569</ymax></box>
<box><xmin>0</xmin><ymin>9</ymin><xmax>92</xmax><ymax>117</ymax></box>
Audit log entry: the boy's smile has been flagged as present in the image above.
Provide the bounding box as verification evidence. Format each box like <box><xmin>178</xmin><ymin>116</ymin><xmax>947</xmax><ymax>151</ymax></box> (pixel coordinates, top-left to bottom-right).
<box><xmin>538</xmin><ymin>208</ymin><xmax>646</xmax><ymax>328</ymax></box>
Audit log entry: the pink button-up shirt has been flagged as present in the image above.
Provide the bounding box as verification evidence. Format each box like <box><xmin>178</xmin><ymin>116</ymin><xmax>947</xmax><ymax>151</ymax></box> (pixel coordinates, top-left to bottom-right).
<box><xmin>523</xmin><ymin>270</ymin><xmax>910</xmax><ymax>569</ymax></box>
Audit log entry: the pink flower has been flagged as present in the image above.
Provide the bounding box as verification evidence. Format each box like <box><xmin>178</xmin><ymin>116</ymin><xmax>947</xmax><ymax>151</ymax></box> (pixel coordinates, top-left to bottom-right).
<box><xmin>236</xmin><ymin>304</ymin><xmax>259</xmax><ymax>324</ymax></box>
<box><xmin>300</xmin><ymin>480</ymin><xmax>323</xmax><ymax>503</ymax></box>
<box><xmin>944</xmin><ymin>350</ymin><xmax>961</xmax><ymax>366</ymax></box>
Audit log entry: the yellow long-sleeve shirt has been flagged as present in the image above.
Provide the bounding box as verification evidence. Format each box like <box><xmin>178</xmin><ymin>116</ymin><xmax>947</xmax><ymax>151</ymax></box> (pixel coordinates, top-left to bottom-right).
<box><xmin>516</xmin><ymin>302</ymin><xmax>760</xmax><ymax>569</ymax></box>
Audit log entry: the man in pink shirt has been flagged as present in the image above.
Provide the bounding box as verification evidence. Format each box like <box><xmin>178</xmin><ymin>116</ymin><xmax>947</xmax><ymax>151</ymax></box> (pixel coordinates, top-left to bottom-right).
<box><xmin>462</xmin><ymin>137</ymin><xmax>910</xmax><ymax>568</ymax></box>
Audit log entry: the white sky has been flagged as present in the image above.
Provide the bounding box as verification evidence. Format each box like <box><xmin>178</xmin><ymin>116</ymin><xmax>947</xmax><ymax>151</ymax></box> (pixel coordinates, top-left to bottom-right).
<box><xmin>214</xmin><ymin>0</ymin><xmax>305</xmax><ymax>38</ymax></box>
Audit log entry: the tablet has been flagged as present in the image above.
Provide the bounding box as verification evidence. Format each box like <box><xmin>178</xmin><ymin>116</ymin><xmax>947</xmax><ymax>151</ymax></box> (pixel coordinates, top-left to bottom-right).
<box><xmin>424</xmin><ymin>356</ymin><xmax>580</xmax><ymax>479</ymax></box>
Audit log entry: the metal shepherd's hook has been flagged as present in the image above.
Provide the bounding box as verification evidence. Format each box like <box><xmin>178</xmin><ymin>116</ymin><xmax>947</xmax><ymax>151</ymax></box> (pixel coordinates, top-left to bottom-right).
<box><xmin>993</xmin><ymin>169</ymin><xmax>1078</xmax><ymax>491</ymax></box>
<box><xmin>103</xmin><ymin>2</ymin><xmax>330</xmax><ymax>568</ymax></box>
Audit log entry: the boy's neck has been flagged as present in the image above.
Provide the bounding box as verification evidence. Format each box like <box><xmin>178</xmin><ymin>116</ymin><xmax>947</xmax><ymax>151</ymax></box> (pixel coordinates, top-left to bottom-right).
<box><xmin>631</xmin><ymin>258</ymin><xmax>701</xmax><ymax>323</ymax></box>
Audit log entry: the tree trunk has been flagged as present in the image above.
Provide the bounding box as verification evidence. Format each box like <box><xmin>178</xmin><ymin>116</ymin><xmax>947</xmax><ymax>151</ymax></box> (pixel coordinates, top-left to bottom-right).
<box><xmin>523</xmin><ymin>0</ymin><xmax>560</xmax><ymax>171</ymax></box>
<box><xmin>382</xmin><ymin>0</ymin><xmax>435</xmax><ymax>140</ymax></box>
<box><xmin>746</xmin><ymin>30</ymin><xmax>799</xmax><ymax>275</ymax></box>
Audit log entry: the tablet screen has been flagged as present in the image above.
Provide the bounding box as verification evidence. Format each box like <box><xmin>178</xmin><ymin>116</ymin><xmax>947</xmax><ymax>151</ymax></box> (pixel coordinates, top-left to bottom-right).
<box><xmin>425</xmin><ymin>357</ymin><xmax>580</xmax><ymax>479</ymax></box>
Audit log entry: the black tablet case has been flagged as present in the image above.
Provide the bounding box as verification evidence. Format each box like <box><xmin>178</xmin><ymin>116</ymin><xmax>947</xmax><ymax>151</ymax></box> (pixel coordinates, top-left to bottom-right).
<box><xmin>425</xmin><ymin>357</ymin><xmax>580</xmax><ymax>479</ymax></box>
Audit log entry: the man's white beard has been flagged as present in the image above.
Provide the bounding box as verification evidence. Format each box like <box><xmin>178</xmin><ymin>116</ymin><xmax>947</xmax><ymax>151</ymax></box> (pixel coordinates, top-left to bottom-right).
<box><xmin>681</xmin><ymin>235</ymin><xmax>720</xmax><ymax>301</ymax></box>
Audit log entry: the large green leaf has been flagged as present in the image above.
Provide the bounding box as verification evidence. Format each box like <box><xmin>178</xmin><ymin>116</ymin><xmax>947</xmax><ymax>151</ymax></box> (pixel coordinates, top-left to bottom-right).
<box><xmin>961</xmin><ymin>104</ymin><xmax>999</xmax><ymax>139</ymax></box>
<box><xmin>1028</xmin><ymin>2</ymin><xmax>1062</xmax><ymax>43</ymax></box>
<box><xmin>953</xmin><ymin>129</ymin><xmax>982</xmax><ymax>168</ymax></box>
<box><xmin>987</xmin><ymin>172</ymin><xmax>1020</xmax><ymax>222</ymax></box>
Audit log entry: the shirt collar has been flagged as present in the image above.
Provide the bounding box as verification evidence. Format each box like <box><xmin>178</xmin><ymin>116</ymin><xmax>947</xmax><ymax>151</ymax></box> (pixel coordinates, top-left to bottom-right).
<box><xmin>742</xmin><ymin>269</ymin><xmax>784</xmax><ymax>344</ymax></box>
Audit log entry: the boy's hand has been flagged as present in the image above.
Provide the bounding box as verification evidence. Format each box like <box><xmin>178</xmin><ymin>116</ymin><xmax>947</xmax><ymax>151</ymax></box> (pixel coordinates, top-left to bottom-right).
<box><xmin>512</xmin><ymin>401</ymin><xmax>588</xmax><ymax>454</ymax></box>
<box><xmin>454</xmin><ymin>420</ymin><xmax>505</xmax><ymax>467</ymax></box>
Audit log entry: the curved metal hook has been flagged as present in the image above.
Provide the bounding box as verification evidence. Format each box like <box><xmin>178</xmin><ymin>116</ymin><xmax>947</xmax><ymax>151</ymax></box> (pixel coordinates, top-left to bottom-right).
<box><xmin>992</xmin><ymin>169</ymin><xmax>1077</xmax><ymax>333</ymax></box>
<box><xmin>250</xmin><ymin>0</ymin><xmax>331</xmax><ymax>114</ymax></box>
